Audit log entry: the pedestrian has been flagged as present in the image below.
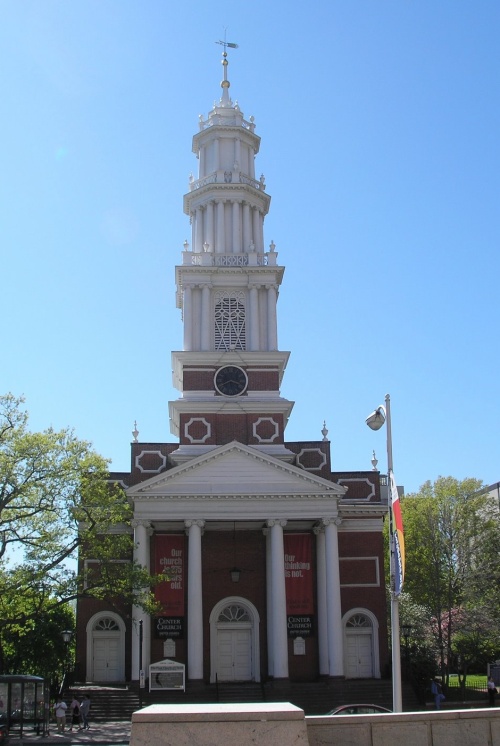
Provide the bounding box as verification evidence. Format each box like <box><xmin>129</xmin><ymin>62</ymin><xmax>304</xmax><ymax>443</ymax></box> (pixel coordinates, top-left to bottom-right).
<box><xmin>431</xmin><ymin>678</ymin><xmax>445</xmax><ymax>710</ymax></box>
<box><xmin>80</xmin><ymin>694</ymin><xmax>91</xmax><ymax>730</ymax></box>
<box><xmin>487</xmin><ymin>676</ymin><xmax>497</xmax><ymax>707</ymax></box>
<box><xmin>54</xmin><ymin>697</ymin><xmax>68</xmax><ymax>733</ymax></box>
<box><xmin>68</xmin><ymin>694</ymin><xmax>81</xmax><ymax>731</ymax></box>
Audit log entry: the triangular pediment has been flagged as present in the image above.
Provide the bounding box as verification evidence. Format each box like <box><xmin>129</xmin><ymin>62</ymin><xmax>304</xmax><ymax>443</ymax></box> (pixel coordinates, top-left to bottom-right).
<box><xmin>127</xmin><ymin>441</ymin><xmax>345</xmax><ymax>500</ymax></box>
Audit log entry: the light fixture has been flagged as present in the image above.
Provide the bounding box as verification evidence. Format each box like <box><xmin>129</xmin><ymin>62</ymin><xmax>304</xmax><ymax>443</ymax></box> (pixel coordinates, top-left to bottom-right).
<box><xmin>230</xmin><ymin>567</ymin><xmax>241</xmax><ymax>583</ymax></box>
<box><xmin>61</xmin><ymin>630</ymin><xmax>73</xmax><ymax>644</ymax></box>
<box><xmin>365</xmin><ymin>406</ymin><xmax>386</xmax><ymax>431</ymax></box>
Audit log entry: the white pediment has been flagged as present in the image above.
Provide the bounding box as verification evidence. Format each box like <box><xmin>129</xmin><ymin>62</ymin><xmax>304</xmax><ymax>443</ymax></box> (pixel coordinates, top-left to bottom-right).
<box><xmin>127</xmin><ymin>441</ymin><xmax>345</xmax><ymax>501</ymax></box>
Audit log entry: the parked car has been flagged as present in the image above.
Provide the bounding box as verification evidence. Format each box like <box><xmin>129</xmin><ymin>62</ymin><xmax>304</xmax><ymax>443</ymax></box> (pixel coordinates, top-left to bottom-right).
<box><xmin>327</xmin><ymin>704</ymin><xmax>392</xmax><ymax>715</ymax></box>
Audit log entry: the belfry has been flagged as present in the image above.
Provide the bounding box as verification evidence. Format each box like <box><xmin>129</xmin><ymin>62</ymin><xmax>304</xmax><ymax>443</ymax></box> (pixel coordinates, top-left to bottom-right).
<box><xmin>76</xmin><ymin>50</ymin><xmax>389</xmax><ymax>695</ymax></box>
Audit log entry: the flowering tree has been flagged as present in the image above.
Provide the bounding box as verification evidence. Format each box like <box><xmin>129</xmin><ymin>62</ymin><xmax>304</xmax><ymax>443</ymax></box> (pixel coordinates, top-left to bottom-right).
<box><xmin>401</xmin><ymin>476</ymin><xmax>500</xmax><ymax>684</ymax></box>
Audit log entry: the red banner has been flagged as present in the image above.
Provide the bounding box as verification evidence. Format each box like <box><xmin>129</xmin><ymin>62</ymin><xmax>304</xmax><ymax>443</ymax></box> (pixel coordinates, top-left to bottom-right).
<box><xmin>154</xmin><ymin>535</ymin><xmax>185</xmax><ymax>616</ymax></box>
<box><xmin>284</xmin><ymin>534</ymin><xmax>314</xmax><ymax>615</ymax></box>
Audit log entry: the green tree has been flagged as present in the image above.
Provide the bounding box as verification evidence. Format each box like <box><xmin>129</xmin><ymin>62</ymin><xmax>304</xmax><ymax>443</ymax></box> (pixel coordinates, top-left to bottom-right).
<box><xmin>401</xmin><ymin>476</ymin><xmax>500</xmax><ymax>683</ymax></box>
<box><xmin>1</xmin><ymin>603</ymin><xmax>75</xmax><ymax>682</ymax></box>
<box><xmin>0</xmin><ymin>393</ymin><xmax>159</xmax><ymax>672</ymax></box>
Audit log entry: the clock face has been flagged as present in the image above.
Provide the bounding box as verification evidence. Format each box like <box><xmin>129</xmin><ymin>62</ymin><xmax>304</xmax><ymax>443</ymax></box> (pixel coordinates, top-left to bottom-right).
<box><xmin>214</xmin><ymin>365</ymin><xmax>248</xmax><ymax>397</ymax></box>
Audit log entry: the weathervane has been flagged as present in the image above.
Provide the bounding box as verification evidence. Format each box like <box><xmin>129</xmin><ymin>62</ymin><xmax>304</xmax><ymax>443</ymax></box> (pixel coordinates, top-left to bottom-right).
<box><xmin>215</xmin><ymin>31</ymin><xmax>239</xmax><ymax>52</ymax></box>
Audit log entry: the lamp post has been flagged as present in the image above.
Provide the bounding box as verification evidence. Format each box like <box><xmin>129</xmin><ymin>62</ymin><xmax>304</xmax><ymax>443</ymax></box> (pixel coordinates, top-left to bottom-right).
<box><xmin>366</xmin><ymin>394</ymin><xmax>403</xmax><ymax>712</ymax></box>
<box><xmin>60</xmin><ymin>630</ymin><xmax>73</xmax><ymax>695</ymax></box>
<box><xmin>401</xmin><ymin>623</ymin><xmax>413</xmax><ymax>679</ymax></box>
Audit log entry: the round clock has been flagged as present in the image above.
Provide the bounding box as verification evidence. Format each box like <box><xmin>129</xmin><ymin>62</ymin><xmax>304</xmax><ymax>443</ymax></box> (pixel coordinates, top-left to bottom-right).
<box><xmin>214</xmin><ymin>365</ymin><xmax>248</xmax><ymax>397</ymax></box>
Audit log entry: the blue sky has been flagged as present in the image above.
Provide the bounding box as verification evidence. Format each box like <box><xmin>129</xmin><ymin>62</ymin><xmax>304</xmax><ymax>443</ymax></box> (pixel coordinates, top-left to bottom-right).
<box><xmin>2</xmin><ymin>1</ymin><xmax>499</xmax><ymax>495</ymax></box>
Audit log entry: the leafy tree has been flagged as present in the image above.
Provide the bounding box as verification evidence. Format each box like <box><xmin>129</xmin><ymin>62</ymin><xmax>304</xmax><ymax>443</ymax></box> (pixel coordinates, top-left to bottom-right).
<box><xmin>401</xmin><ymin>476</ymin><xmax>500</xmax><ymax>684</ymax></box>
<box><xmin>0</xmin><ymin>393</ymin><xmax>160</xmax><ymax>672</ymax></box>
<box><xmin>1</xmin><ymin>603</ymin><xmax>75</xmax><ymax>683</ymax></box>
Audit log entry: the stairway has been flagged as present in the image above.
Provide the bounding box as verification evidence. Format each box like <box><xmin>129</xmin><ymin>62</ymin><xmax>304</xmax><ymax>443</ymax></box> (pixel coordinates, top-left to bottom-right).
<box><xmin>64</xmin><ymin>685</ymin><xmax>140</xmax><ymax>722</ymax></box>
<box><xmin>66</xmin><ymin>678</ymin><xmax>420</xmax><ymax>720</ymax></box>
<box><xmin>216</xmin><ymin>682</ymin><xmax>265</xmax><ymax>703</ymax></box>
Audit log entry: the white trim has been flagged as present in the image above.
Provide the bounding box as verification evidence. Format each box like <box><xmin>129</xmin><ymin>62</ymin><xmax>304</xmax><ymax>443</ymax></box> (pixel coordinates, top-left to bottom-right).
<box><xmin>85</xmin><ymin>611</ymin><xmax>126</xmax><ymax>682</ymax></box>
<box><xmin>337</xmin><ymin>478</ymin><xmax>376</xmax><ymax>500</ymax></box>
<box><xmin>209</xmin><ymin>596</ymin><xmax>260</xmax><ymax>683</ymax></box>
<box><xmin>339</xmin><ymin>557</ymin><xmax>381</xmax><ymax>587</ymax></box>
<box><xmin>135</xmin><ymin>450</ymin><xmax>167</xmax><ymax>474</ymax></box>
<box><xmin>296</xmin><ymin>448</ymin><xmax>327</xmax><ymax>472</ymax></box>
<box><xmin>342</xmin><ymin>607</ymin><xmax>381</xmax><ymax>679</ymax></box>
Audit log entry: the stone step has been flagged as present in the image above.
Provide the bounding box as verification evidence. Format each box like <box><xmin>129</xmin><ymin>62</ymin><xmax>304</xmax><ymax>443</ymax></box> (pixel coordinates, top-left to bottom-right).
<box><xmin>64</xmin><ymin>679</ymin><xmax>420</xmax><ymax>720</ymax></box>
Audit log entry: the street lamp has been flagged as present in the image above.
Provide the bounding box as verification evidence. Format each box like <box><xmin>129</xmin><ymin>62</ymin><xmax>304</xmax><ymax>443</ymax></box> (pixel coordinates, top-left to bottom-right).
<box><xmin>366</xmin><ymin>394</ymin><xmax>403</xmax><ymax>712</ymax></box>
<box><xmin>60</xmin><ymin>630</ymin><xmax>73</xmax><ymax>694</ymax></box>
<box><xmin>401</xmin><ymin>623</ymin><xmax>413</xmax><ymax>677</ymax></box>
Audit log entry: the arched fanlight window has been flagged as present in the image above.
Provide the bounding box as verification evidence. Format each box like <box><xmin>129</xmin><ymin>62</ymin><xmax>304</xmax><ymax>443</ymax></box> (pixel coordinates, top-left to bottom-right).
<box><xmin>94</xmin><ymin>617</ymin><xmax>120</xmax><ymax>631</ymax></box>
<box><xmin>346</xmin><ymin>613</ymin><xmax>372</xmax><ymax>629</ymax></box>
<box><xmin>218</xmin><ymin>604</ymin><xmax>250</xmax><ymax>623</ymax></box>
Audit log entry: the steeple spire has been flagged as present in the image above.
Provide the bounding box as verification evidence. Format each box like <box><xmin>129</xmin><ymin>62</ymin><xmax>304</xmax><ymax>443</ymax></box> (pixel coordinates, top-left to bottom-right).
<box><xmin>215</xmin><ymin>37</ymin><xmax>238</xmax><ymax>107</ymax></box>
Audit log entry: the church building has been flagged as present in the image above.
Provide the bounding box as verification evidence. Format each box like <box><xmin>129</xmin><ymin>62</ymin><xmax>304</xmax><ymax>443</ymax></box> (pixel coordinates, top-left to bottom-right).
<box><xmin>76</xmin><ymin>51</ymin><xmax>389</xmax><ymax>689</ymax></box>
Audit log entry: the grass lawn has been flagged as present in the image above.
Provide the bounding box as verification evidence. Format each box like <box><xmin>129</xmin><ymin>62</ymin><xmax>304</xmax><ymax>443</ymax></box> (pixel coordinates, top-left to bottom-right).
<box><xmin>447</xmin><ymin>674</ymin><xmax>486</xmax><ymax>688</ymax></box>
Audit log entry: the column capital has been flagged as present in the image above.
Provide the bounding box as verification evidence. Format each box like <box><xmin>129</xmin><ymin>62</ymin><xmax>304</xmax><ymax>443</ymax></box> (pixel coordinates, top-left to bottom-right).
<box><xmin>185</xmin><ymin>519</ymin><xmax>206</xmax><ymax>534</ymax></box>
<box><xmin>266</xmin><ymin>519</ymin><xmax>287</xmax><ymax>528</ymax></box>
<box><xmin>131</xmin><ymin>519</ymin><xmax>153</xmax><ymax>535</ymax></box>
<box><xmin>321</xmin><ymin>516</ymin><xmax>342</xmax><ymax>527</ymax></box>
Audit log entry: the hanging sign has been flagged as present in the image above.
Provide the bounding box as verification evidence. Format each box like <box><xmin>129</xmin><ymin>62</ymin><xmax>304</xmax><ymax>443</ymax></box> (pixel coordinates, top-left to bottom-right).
<box><xmin>154</xmin><ymin>535</ymin><xmax>185</xmax><ymax>616</ymax></box>
<box><xmin>284</xmin><ymin>533</ymin><xmax>314</xmax><ymax>636</ymax></box>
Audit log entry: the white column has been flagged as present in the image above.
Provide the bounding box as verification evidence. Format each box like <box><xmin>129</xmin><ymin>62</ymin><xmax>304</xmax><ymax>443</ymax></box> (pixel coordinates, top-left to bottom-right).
<box><xmin>242</xmin><ymin>202</ymin><xmax>251</xmax><ymax>251</ymax></box>
<box><xmin>314</xmin><ymin>526</ymin><xmax>329</xmax><ymax>676</ymax></box>
<box><xmin>323</xmin><ymin>517</ymin><xmax>344</xmax><ymax>677</ymax></box>
<box><xmin>266</xmin><ymin>284</ymin><xmax>278</xmax><ymax>351</ymax></box>
<box><xmin>201</xmin><ymin>284</ymin><xmax>211</xmax><ymax>351</ymax></box>
<box><xmin>252</xmin><ymin>207</ymin><xmax>260</xmax><ymax>251</ymax></box>
<box><xmin>249</xmin><ymin>284</ymin><xmax>259</xmax><ymax>351</ymax></box>
<box><xmin>185</xmin><ymin>519</ymin><xmax>205</xmax><ymax>680</ymax></box>
<box><xmin>216</xmin><ymin>200</ymin><xmax>225</xmax><ymax>253</ymax></box>
<box><xmin>206</xmin><ymin>201</ymin><xmax>214</xmax><ymax>251</ymax></box>
<box><xmin>267</xmin><ymin>519</ymin><xmax>289</xmax><ymax>679</ymax></box>
<box><xmin>131</xmin><ymin>519</ymin><xmax>152</xmax><ymax>681</ymax></box>
<box><xmin>183</xmin><ymin>284</ymin><xmax>193</xmax><ymax>351</ymax></box>
<box><xmin>232</xmin><ymin>201</ymin><xmax>240</xmax><ymax>252</ymax></box>
<box><xmin>214</xmin><ymin>138</ymin><xmax>219</xmax><ymax>169</ymax></box>
<box><xmin>194</xmin><ymin>207</ymin><xmax>203</xmax><ymax>252</ymax></box>
<box><xmin>199</xmin><ymin>145</ymin><xmax>205</xmax><ymax>177</ymax></box>
<box><xmin>264</xmin><ymin>528</ymin><xmax>274</xmax><ymax>677</ymax></box>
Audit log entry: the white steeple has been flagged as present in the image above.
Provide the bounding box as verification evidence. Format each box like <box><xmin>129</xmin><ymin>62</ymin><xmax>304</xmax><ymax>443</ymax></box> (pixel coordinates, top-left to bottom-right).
<box><xmin>169</xmin><ymin>50</ymin><xmax>294</xmax><ymax>459</ymax></box>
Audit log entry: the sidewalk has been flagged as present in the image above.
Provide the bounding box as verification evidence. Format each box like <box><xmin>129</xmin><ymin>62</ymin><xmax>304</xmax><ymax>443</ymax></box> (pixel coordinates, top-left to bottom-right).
<box><xmin>5</xmin><ymin>721</ymin><xmax>131</xmax><ymax>745</ymax></box>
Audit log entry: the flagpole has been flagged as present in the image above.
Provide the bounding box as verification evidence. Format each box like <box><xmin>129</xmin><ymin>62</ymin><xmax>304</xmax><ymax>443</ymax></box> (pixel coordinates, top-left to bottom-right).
<box><xmin>385</xmin><ymin>394</ymin><xmax>403</xmax><ymax>713</ymax></box>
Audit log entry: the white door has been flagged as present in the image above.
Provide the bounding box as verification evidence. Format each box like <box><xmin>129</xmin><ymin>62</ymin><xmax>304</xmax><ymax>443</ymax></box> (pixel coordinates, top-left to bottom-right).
<box><xmin>93</xmin><ymin>636</ymin><xmax>120</xmax><ymax>681</ymax></box>
<box><xmin>217</xmin><ymin>628</ymin><xmax>252</xmax><ymax>681</ymax></box>
<box><xmin>345</xmin><ymin>632</ymin><xmax>373</xmax><ymax>678</ymax></box>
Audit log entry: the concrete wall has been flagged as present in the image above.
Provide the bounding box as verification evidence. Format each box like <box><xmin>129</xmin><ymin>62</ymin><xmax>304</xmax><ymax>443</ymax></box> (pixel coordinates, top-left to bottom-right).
<box><xmin>130</xmin><ymin>703</ymin><xmax>500</xmax><ymax>746</ymax></box>
<box><xmin>306</xmin><ymin>708</ymin><xmax>500</xmax><ymax>746</ymax></box>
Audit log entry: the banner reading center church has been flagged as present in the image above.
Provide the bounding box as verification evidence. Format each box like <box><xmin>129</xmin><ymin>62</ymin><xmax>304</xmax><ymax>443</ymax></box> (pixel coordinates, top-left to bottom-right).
<box><xmin>284</xmin><ymin>533</ymin><xmax>314</xmax><ymax>637</ymax></box>
<box><xmin>154</xmin><ymin>535</ymin><xmax>185</xmax><ymax>638</ymax></box>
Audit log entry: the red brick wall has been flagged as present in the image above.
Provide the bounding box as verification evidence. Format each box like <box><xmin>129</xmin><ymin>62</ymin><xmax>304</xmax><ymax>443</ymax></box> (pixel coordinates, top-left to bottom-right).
<box><xmin>182</xmin><ymin>367</ymin><xmax>280</xmax><ymax>392</ymax></box>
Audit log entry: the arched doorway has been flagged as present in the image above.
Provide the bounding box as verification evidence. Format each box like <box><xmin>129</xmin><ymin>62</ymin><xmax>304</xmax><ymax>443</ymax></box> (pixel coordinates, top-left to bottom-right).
<box><xmin>209</xmin><ymin>597</ymin><xmax>260</xmax><ymax>683</ymax></box>
<box><xmin>86</xmin><ymin>612</ymin><xmax>125</xmax><ymax>682</ymax></box>
<box><xmin>342</xmin><ymin>609</ymin><xmax>381</xmax><ymax>679</ymax></box>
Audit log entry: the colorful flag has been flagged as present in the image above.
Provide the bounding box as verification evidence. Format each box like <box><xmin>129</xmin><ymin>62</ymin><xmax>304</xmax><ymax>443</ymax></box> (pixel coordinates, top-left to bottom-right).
<box><xmin>390</xmin><ymin>472</ymin><xmax>405</xmax><ymax>595</ymax></box>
